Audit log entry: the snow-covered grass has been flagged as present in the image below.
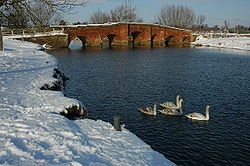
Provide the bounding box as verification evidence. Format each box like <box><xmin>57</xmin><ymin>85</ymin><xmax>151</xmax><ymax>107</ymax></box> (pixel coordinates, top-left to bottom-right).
<box><xmin>0</xmin><ymin>37</ymin><xmax>176</xmax><ymax>166</ymax></box>
<box><xmin>191</xmin><ymin>35</ymin><xmax>250</xmax><ymax>51</ymax></box>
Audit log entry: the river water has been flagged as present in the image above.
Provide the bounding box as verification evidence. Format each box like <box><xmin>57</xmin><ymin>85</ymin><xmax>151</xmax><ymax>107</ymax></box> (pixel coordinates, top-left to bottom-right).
<box><xmin>47</xmin><ymin>43</ymin><xmax>250</xmax><ymax>166</ymax></box>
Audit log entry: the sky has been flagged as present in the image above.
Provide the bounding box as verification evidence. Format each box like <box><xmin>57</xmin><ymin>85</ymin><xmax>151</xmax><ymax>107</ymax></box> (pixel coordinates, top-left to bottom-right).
<box><xmin>64</xmin><ymin>0</ymin><xmax>250</xmax><ymax>27</ymax></box>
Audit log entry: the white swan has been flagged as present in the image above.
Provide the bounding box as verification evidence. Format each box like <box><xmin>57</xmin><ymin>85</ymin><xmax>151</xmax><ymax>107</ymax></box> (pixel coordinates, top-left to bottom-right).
<box><xmin>138</xmin><ymin>103</ymin><xmax>157</xmax><ymax>116</ymax></box>
<box><xmin>160</xmin><ymin>95</ymin><xmax>181</xmax><ymax>109</ymax></box>
<box><xmin>158</xmin><ymin>99</ymin><xmax>183</xmax><ymax>116</ymax></box>
<box><xmin>38</xmin><ymin>44</ymin><xmax>52</xmax><ymax>51</ymax></box>
<box><xmin>186</xmin><ymin>105</ymin><xmax>211</xmax><ymax>121</ymax></box>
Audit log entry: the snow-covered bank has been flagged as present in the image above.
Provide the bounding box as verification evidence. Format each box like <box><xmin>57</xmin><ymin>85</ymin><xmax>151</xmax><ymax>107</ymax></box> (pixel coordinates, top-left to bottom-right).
<box><xmin>191</xmin><ymin>35</ymin><xmax>250</xmax><ymax>51</ymax></box>
<box><xmin>0</xmin><ymin>37</ymin><xmax>176</xmax><ymax>166</ymax></box>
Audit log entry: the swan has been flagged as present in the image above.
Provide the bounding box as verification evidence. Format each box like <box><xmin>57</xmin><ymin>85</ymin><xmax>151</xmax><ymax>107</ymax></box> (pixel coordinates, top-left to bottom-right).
<box><xmin>38</xmin><ymin>44</ymin><xmax>52</xmax><ymax>51</ymax></box>
<box><xmin>160</xmin><ymin>95</ymin><xmax>181</xmax><ymax>109</ymax></box>
<box><xmin>158</xmin><ymin>99</ymin><xmax>183</xmax><ymax>116</ymax></box>
<box><xmin>138</xmin><ymin>103</ymin><xmax>157</xmax><ymax>116</ymax></box>
<box><xmin>186</xmin><ymin>105</ymin><xmax>211</xmax><ymax>121</ymax></box>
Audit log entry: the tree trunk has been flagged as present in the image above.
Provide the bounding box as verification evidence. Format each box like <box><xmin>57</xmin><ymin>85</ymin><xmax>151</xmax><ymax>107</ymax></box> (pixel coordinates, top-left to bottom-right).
<box><xmin>0</xmin><ymin>26</ymin><xmax>3</xmax><ymax>51</ymax></box>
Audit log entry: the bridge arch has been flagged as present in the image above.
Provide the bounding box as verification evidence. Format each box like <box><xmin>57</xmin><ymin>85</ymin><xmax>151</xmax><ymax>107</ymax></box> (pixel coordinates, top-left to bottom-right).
<box><xmin>129</xmin><ymin>31</ymin><xmax>141</xmax><ymax>48</ymax></box>
<box><xmin>101</xmin><ymin>34</ymin><xmax>116</xmax><ymax>48</ymax></box>
<box><xmin>107</xmin><ymin>34</ymin><xmax>116</xmax><ymax>48</ymax></box>
<box><xmin>183</xmin><ymin>36</ymin><xmax>191</xmax><ymax>45</ymax></box>
<box><xmin>165</xmin><ymin>35</ymin><xmax>174</xmax><ymax>47</ymax></box>
<box><xmin>69</xmin><ymin>36</ymin><xmax>87</xmax><ymax>48</ymax></box>
<box><xmin>151</xmin><ymin>34</ymin><xmax>157</xmax><ymax>48</ymax></box>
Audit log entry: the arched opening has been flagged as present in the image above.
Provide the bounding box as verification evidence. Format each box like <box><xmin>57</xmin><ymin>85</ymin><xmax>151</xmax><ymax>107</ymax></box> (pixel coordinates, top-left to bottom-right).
<box><xmin>129</xmin><ymin>31</ymin><xmax>141</xmax><ymax>48</ymax></box>
<box><xmin>151</xmin><ymin>34</ymin><xmax>156</xmax><ymax>48</ymax></box>
<box><xmin>101</xmin><ymin>34</ymin><xmax>116</xmax><ymax>48</ymax></box>
<box><xmin>69</xmin><ymin>36</ymin><xmax>86</xmax><ymax>49</ymax></box>
<box><xmin>165</xmin><ymin>35</ymin><xmax>174</xmax><ymax>47</ymax></box>
<box><xmin>107</xmin><ymin>34</ymin><xmax>116</xmax><ymax>48</ymax></box>
<box><xmin>183</xmin><ymin>37</ymin><xmax>190</xmax><ymax>46</ymax></box>
<box><xmin>78</xmin><ymin>36</ymin><xmax>87</xmax><ymax>48</ymax></box>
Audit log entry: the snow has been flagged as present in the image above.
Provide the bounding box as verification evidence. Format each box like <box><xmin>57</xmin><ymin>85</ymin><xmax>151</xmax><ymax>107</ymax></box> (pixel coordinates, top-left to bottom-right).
<box><xmin>0</xmin><ymin>37</ymin><xmax>176</xmax><ymax>166</ymax></box>
<box><xmin>191</xmin><ymin>35</ymin><xmax>250</xmax><ymax>51</ymax></box>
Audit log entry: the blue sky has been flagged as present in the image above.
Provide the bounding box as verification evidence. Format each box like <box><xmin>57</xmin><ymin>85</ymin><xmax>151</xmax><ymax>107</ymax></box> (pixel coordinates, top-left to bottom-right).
<box><xmin>65</xmin><ymin>0</ymin><xmax>250</xmax><ymax>27</ymax></box>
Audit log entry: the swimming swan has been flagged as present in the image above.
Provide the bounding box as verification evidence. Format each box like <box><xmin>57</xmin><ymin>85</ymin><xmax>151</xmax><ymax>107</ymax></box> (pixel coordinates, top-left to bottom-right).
<box><xmin>158</xmin><ymin>99</ymin><xmax>183</xmax><ymax>116</ymax></box>
<box><xmin>160</xmin><ymin>95</ymin><xmax>181</xmax><ymax>109</ymax></box>
<box><xmin>186</xmin><ymin>105</ymin><xmax>211</xmax><ymax>121</ymax></box>
<box><xmin>138</xmin><ymin>103</ymin><xmax>157</xmax><ymax>116</ymax></box>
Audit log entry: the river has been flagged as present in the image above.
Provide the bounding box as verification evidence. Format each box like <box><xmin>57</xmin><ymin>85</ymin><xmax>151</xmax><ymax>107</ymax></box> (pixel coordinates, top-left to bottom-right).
<box><xmin>47</xmin><ymin>43</ymin><xmax>250</xmax><ymax>166</ymax></box>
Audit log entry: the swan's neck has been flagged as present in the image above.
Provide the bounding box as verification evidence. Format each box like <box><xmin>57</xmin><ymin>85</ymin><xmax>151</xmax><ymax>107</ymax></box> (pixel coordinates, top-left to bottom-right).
<box><xmin>153</xmin><ymin>104</ymin><xmax>157</xmax><ymax>115</ymax></box>
<box><xmin>176</xmin><ymin>100</ymin><xmax>179</xmax><ymax>108</ymax></box>
<box><xmin>176</xmin><ymin>100</ymin><xmax>182</xmax><ymax>109</ymax></box>
<box><xmin>178</xmin><ymin>100</ymin><xmax>182</xmax><ymax>109</ymax></box>
<box><xmin>176</xmin><ymin>96</ymin><xmax>180</xmax><ymax>105</ymax></box>
<box><xmin>205</xmin><ymin>107</ymin><xmax>210</xmax><ymax>119</ymax></box>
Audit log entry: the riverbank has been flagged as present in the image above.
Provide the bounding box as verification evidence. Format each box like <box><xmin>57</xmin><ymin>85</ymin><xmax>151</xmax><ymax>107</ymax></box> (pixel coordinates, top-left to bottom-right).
<box><xmin>0</xmin><ymin>37</ymin><xmax>176</xmax><ymax>166</ymax></box>
<box><xmin>191</xmin><ymin>35</ymin><xmax>250</xmax><ymax>51</ymax></box>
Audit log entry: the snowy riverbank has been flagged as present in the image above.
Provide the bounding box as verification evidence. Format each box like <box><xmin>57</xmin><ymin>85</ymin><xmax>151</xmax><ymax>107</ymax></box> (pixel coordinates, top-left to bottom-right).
<box><xmin>191</xmin><ymin>35</ymin><xmax>250</xmax><ymax>51</ymax></box>
<box><xmin>0</xmin><ymin>37</ymin><xmax>176</xmax><ymax>166</ymax></box>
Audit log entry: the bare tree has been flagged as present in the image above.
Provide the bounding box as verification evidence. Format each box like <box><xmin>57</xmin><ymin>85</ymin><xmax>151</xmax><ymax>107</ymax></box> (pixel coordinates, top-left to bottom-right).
<box><xmin>0</xmin><ymin>0</ymin><xmax>87</xmax><ymax>16</ymax></box>
<box><xmin>1</xmin><ymin>0</ymin><xmax>86</xmax><ymax>26</ymax></box>
<box><xmin>0</xmin><ymin>25</ymin><xmax>3</xmax><ymax>51</ymax></box>
<box><xmin>0</xmin><ymin>1</ymin><xmax>27</xmax><ymax>28</ymax></box>
<box><xmin>224</xmin><ymin>20</ymin><xmax>230</xmax><ymax>30</ymax></box>
<box><xmin>196</xmin><ymin>15</ymin><xmax>206</xmax><ymax>32</ymax></box>
<box><xmin>89</xmin><ymin>9</ymin><xmax>111</xmax><ymax>24</ymax></box>
<box><xmin>27</xmin><ymin>1</ymin><xmax>63</xmax><ymax>27</ymax></box>
<box><xmin>0</xmin><ymin>15</ymin><xmax>3</xmax><ymax>51</ymax></box>
<box><xmin>1</xmin><ymin>3</ymin><xmax>29</xmax><ymax>28</ymax></box>
<box><xmin>110</xmin><ymin>0</ymin><xmax>142</xmax><ymax>22</ymax></box>
<box><xmin>89</xmin><ymin>0</ymin><xmax>142</xmax><ymax>23</ymax></box>
<box><xmin>0</xmin><ymin>0</ymin><xmax>87</xmax><ymax>11</ymax></box>
<box><xmin>156</xmin><ymin>5</ymin><xmax>196</xmax><ymax>28</ymax></box>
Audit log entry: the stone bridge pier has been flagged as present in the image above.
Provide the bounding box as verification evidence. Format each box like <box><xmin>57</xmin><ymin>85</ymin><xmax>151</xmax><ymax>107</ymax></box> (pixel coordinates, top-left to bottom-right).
<box><xmin>54</xmin><ymin>23</ymin><xmax>193</xmax><ymax>48</ymax></box>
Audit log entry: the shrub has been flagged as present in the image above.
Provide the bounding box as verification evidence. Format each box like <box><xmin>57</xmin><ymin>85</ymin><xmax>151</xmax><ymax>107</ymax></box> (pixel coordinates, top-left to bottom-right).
<box><xmin>53</xmin><ymin>68</ymin><xmax>69</xmax><ymax>81</ymax></box>
<box><xmin>41</xmin><ymin>68</ymin><xmax>69</xmax><ymax>91</ymax></box>
<box><xmin>40</xmin><ymin>81</ymin><xmax>62</xmax><ymax>91</ymax></box>
<box><xmin>60</xmin><ymin>105</ymin><xmax>88</xmax><ymax>120</ymax></box>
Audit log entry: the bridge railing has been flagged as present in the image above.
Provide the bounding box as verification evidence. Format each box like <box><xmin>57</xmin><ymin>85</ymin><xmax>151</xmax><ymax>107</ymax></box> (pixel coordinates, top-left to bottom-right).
<box><xmin>2</xmin><ymin>27</ymin><xmax>65</xmax><ymax>36</ymax></box>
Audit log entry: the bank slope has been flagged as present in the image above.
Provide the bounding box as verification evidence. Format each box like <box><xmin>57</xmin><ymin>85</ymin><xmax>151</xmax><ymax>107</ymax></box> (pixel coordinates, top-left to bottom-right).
<box><xmin>0</xmin><ymin>37</ymin><xmax>176</xmax><ymax>166</ymax></box>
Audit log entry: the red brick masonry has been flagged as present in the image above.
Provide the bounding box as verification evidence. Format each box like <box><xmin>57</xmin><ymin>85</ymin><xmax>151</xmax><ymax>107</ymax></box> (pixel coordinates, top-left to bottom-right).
<box><xmin>59</xmin><ymin>23</ymin><xmax>193</xmax><ymax>48</ymax></box>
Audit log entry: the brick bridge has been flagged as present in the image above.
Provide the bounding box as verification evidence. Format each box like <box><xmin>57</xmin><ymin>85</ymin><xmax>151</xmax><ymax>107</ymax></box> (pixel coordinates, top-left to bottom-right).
<box><xmin>55</xmin><ymin>22</ymin><xmax>193</xmax><ymax>48</ymax></box>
